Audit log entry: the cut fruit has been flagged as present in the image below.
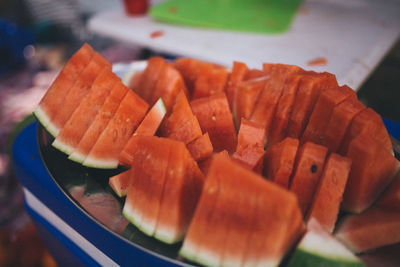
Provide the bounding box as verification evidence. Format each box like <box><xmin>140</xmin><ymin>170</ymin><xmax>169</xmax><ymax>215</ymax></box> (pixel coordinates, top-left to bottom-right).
<box><xmin>342</xmin><ymin>132</ymin><xmax>400</xmax><ymax>213</ymax></box>
<box><xmin>376</xmin><ymin>173</ymin><xmax>400</xmax><ymax>212</ymax></box>
<box><xmin>286</xmin><ymin>72</ymin><xmax>338</xmax><ymax>139</ymax></box>
<box><xmin>226</xmin><ymin>61</ymin><xmax>249</xmax><ymax>109</ymax></box>
<box><xmin>289</xmin><ymin>142</ymin><xmax>328</xmax><ymax>215</ymax></box>
<box><xmin>119</xmin><ymin>98</ymin><xmax>166</xmax><ymax>166</ymax></box>
<box><xmin>306</xmin><ymin>153</ymin><xmax>352</xmax><ymax>233</ymax></box>
<box><xmin>335</xmin><ymin>207</ymin><xmax>400</xmax><ymax>253</ymax></box>
<box><xmin>191</xmin><ymin>93</ymin><xmax>237</xmax><ymax>153</ymax></box>
<box><xmin>264</xmin><ymin>137</ymin><xmax>299</xmax><ymax>189</ymax></box>
<box><xmin>287</xmin><ymin>218</ymin><xmax>364</xmax><ymax>267</ymax></box>
<box><xmin>160</xmin><ymin>90</ymin><xmax>202</xmax><ymax>145</ymax></box>
<box><xmin>34</xmin><ymin>43</ymin><xmax>94</xmax><ymax>133</ymax></box>
<box><xmin>109</xmin><ymin>170</ymin><xmax>131</xmax><ymax>197</ymax></box>
<box><xmin>339</xmin><ymin>108</ymin><xmax>393</xmax><ymax>155</ymax></box>
<box><xmin>301</xmin><ymin>85</ymin><xmax>356</xmax><ymax>145</ymax></box>
<box><xmin>321</xmin><ymin>97</ymin><xmax>365</xmax><ymax>153</ymax></box>
<box><xmin>68</xmin><ymin>82</ymin><xmax>128</xmax><ymax>163</ymax></box>
<box><xmin>83</xmin><ymin>90</ymin><xmax>149</xmax><ymax>169</ymax></box>
<box><xmin>231</xmin><ymin>118</ymin><xmax>265</xmax><ymax>173</ymax></box>
<box><xmin>48</xmin><ymin>52</ymin><xmax>112</xmax><ymax>136</ymax></box>
<box><xmin>180</xmin><ymin>153</ymin><xmax>304</xmax><ymax>267</ymax></box>
<box><xmin>186</xmin><ymin>133</ymin><xmax>213</xmax><ymax>162</ymax></box>
<box><xmin>192</xmin><ymin>66</ymin><xmax>228</xmax><ymax>99</ymax></box>
<box><xmin>52</xmin><ymin>69</ymin><xmax>120</xmax><ymax>155</ymax></box>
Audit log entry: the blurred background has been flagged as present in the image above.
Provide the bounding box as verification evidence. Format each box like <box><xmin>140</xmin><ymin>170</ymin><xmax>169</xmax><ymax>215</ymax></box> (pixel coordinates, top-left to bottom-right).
<box><xmin>0</xmin><ymin>0</ymin><xmax>399</xmax><ymax>266</ymax></box>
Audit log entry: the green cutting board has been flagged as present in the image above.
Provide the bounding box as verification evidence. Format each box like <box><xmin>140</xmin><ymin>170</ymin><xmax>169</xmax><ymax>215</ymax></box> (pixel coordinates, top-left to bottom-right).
<box><xmin>150</xmin><ymin>0</ymin><xmax>303</xmax><ymax>34</ymax></box>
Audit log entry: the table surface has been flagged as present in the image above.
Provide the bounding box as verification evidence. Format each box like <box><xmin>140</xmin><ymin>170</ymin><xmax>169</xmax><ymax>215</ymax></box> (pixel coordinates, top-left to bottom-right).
<box><xmin>88</xmin><ymin>0</ymin><xmax>400</xmax><ymax>91</ymax></box>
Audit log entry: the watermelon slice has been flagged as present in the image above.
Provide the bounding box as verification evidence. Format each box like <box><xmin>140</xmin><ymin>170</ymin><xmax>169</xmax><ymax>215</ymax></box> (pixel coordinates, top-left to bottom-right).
<box><xmin>301</xmin><ymin>85</ymin><xmax>356</xmax><ymax>145</ymax></box>
<box><xmin>231</xmin><ymin>118</ymin><xmax>265</xmax><ymax>173</ymax></box>
<box><xmin>109</xmin><ymin>170</ymin><xmax>131</xmax><ymax>197</ymax></box>
<box><xmin>52</xmin><ymin>69</ymin><xmax>120</xmax><ymax>155</ymax></box>
<box><xmin>377</xmin><ymin>172</ymin><xmax>400</xmax><ymax>211</ymax></box>
<box><xmin>160</xmin><ymin>90</ymin><xmax>202</xmax><ymax>145</ymax></box>
<box><xmin>232</xmin><ymin>76</ymin><xmax>268</xmax><ymax>129</ymax></box>
<box><xmin>289</xmin><ymin>142</ymin><xmax>328</xmax><ymax>215</ymax></box>
<box><xmin>342</xmin><ymin>132</ymin><xmax>400</xmax><ymax>213</ymax></box>
<box><xmin>134</xmin><ymin>56</ymin><xmax>166</xmax><ymax>102</ymax></box>
<box><xmin>83</xmin><ymin>90</ymin><xmax>149</xmax><ymax>169</ymax></box>
<box><xmin>264</xmin><ymin>137</ymin><xmax>299</xmax><ymax>188</ymax></box>
<box><xmin>287</xmin><ymin>219</ymin><xmax>364</xmax><ymax>267</ymax></box>
<box><xmin>68</xmin><ymin>82</ymin><xmax>128</xmax><ymax>163</ymax></box>
<box><xmin>286</xmin><ymin>72</ymin><xmax>338</xmax><ymax>139</ymax></box>
<box><xmin>268</xmin><ymin>72</ymin><xmax>304</xmax><ymax>147</ymax></box>
<box><xmin>119</xmin><ymin>98</ymin><xmax>166</xmax><ymax>166</ymax></box>
<box><xmin>335</xmin><ymin>207</ymin><xmax>400</xmax><ymax>253</ymax></box>
<box><xmin>306</xmin><ymin>153</ymin><xmax>352</xmax><ymax>233</ymax></box>
<box><xmin>34</xmin><ymin>43</ymin><xmax>94</xmax><ymax>133</ymax></box>
<box><xmin>191</xmin><ymin>93</ymin><xmax>237</xmax><ymax>153</ymax></box>
<box><xmin>339</xmin><ymin>108</ymin><xmax>393</xmax><ymax>155</ymax></box>
<box><xmin>47</xmin><ymin>52</ymin><xmax>112</xmax><ymax>136</ymax></box>
<box><xmin>186</xmin><ymin>133</ymin><xmax>213</xmax><ymax>162</ymax></box>
<box><xmin>180</xmin><ymin>153</ymin><xmax>304</xmax><ymax>267</ymax></box>
<box><xmin>321</xmin><ymin>97</ymin><xmax>366</xmax><ymax>153</ymax></box>
<box><xmin>226</xmin><ymin>61</ymin><xmax>249</xmax><ymax>109</ymax></box>
<box><xmin>192</xmin><ymin>65</ymin><xmax>228</xmax><ymax>99</ymax></box>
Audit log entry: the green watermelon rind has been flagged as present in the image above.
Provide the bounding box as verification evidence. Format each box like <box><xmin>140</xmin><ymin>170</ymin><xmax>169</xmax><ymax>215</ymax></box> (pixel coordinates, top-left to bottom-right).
<box><xmin>82</xmin><ymin>157</ymin><xmax>119</xmax><ymax>169</ymax></box>
<box><xmin>286</xmin><ymin>248</ymin><xmax>365</xmax><ymax>267</ymax></box>
<box><xmin>52</xmin><ymin>138</ymin><xmax>75</xmax><ymax>155</ymax></box>
<box><xmin>154</xmin><ymin>225</ymin><xmax>183</xmax><ymax>245</ymax></box>
<box><xmin>34</xmin><ymin>106</ymin><xmax>60</xmax><ymax>137</ymax></box>
<box><xmin>68</xmin><ymin>151</ymin><xmax>86</xmax><ymax>164</ymax></box>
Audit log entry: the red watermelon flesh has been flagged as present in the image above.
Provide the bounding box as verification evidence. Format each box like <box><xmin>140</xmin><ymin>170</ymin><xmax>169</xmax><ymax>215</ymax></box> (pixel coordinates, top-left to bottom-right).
<box><xmin>245</xmin><ymin>68</ymin><xmax>265</xmax><ymax>80</ymax></box>
<box><xmin>119</xmin><ymin>98</ymin><xmax>167</xmax><ymax>166</ymax></box>
<box><xmin>286</xmin><ymin>72</ymin><xmax>338</xmax><ymax>139</ymax></box>
<box><xmin>34</xmin><ymin>43</ymin><xmax>94</xmax><ymax>133</ymax></box>
<box><xmin>377</xmin><ymin>173</ymin><xmax>400</xmax><ymax>212</ymax></box>
<box><xmin>301</xmin><ymin>85</ymin><xmax>356</xmax><ymax>145</ymax></box>
<box><xmin>191</xmin><ymin>93</ymin><xmax>237</xmax><ymax>153</ymax></box>
<box><xmin>342</xmin><ymin>132</ymin><xmax>400</xmax><ymax>213</ymax></box>
<box><xmin>264</xmin><ymin>137</ymin><xmax>299</xmax><ymax>189</ymax></box>
<box><xmin>232</xmin><ymin>76</ymin><xmax>268</xmax><ymax>129</ymax></box>
<box><xmin>49</xmin><ymin>52</ymin><xmax>111</xmax><ymax>136</ymax></box>
<box><xmin>307</xmin><ymin>153</ymin><xmax>352</xmax><ymax>233</ymax></box>
<box><xmin>321</xmin><ymin>97</ymin><xmax>366</xmax><ymax>153</ymax></box>
<box><xmin>160</xmin><ymin>90</ymin><xmax>202</xmax><ymax>145</ymax></box>
<box><xmin>289</xmin><ymin>142</ymin><xmax>328</xmax><ymax>215</ymax></box>
<box><xmin>250</xmin><ymin>64</ymin><xmax>302</xmax><ymax>142</ymax></box>
<box><xmin>127</xmin><ymin>71</ymin><xmax>143</xmax><ymax>91</ymax></box>
<box><xmin>186</xmin><ymin>133</ymin><xmax>213</xmax><ymax>162</ymax></box>
<box><xmin>151</xmin><ymin>63</ymin><xmax>189</xmax><ymax>111</ymax></box>
<box><xmin>335</xmin><ymin>207</ymin><xmax>400</xmax><ymax>253</ymax></box>
<box><xmin>155</xmin><ymin>140</ymin><xmax>204</xmax><ymax>244</ymax></box>
<box><xmin>192</xmin><ymin>65</ymin><xmax>228</xmax><ymax>99</ymax></box>
<box><xmin>226</xmin><ymin>61</ymin><xmax>249</xmax><ymax>109</ymax></box>
<box><xmin>339</xmin><ymin>108</ymin><xmax>393</xmax><ymax>155</ymax></box>
<box><xmin>69</xmin><ymin>82</ymin><xmax>128</xmax><ymax>163</ymax></box>
<box><xmin>197</xmin><ymin>150</ymin><xmax>229</xmax><ymax>176</ymax></box>
<box><xmin>134</xmin><ymin>56</ymin><xmax>166</xmax><ymax>102</ymax></box>
<box><xmin>52</xmin><ymin>69</ymin><xmax>120</xmax><ymax>155</ymax></box>
<box><xmin>268</xmin><ymin>72</ymin><xmax>304</xmax><ymax>147</ymax></box>
<box><xmin>232</xmin><ymin>118</ymin><xmax>265</xmax><ymax>173</ymax></box>
<box><xmin>83</xmin><ymin>89</ymin><xmax>149</xmax><ymax>169</ymax></box>
<box><xmin>109</xmin><ymin>169</ymin><xmax>132</xmax><ymax>197</ymax></box>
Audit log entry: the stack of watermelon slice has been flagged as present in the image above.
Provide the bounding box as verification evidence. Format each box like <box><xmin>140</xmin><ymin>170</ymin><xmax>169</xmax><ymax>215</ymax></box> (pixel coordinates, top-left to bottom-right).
<box><xmin>34</xmin><ymin>43</ymin><xmax>400</xmax><ymax>266</ymax></box>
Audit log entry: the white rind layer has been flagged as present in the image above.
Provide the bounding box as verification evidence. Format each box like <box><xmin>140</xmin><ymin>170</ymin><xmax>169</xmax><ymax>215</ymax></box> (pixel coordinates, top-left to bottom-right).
<box><xmin>154</xmin><ymin>224</ymin><xmax>181</xmax><ymax>245</ymax></box>
<box><xmin>122</xmin><ymin>203</ymin><xmax>142</xmax><ymax>230</ymax></box>
<box><xmin>179</xmin><ymin>241</ymin><xmax>197</xmax><ymax>261</ymax></box>
<box><xmin>52</xmin><ymin>138</ymin><xmax>74</xmax><ymax>155</ymax></box>
<box><xmin>82</xmin><ymin>157</ymin><xmax>118</xmax><ymax>169</ymax></box>
<box><xmin>34</xmin><ymin>106</ymin><xmax>60</xmax><ymax>137</ymax></box>
<box><xmin>68</xmin><ymin>151</ymin><xmax>86</xmax><ymax>164</ymax></box>
<box><xmin>137</xmin><ymin>215</ymin><xmax>156</xmax><ymax>237</ymax></box>
<box><xmin>195</xmin><ymin>247</ymin><xmax>222</xmax><ymax>267</ymax></box>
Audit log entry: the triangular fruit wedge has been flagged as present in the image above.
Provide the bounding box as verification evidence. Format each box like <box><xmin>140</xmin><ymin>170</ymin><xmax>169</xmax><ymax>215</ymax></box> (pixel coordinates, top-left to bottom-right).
<box><xmin>306</xmin><ymin>153</ymin><xmax>352</xmax><ymax>233</ymax></box>
<box><xmin>287</xmin><ymin>219</ymin><xmax>364</xmax><ymax>267</ymax></box>
<box><xmin>119</xmin><ymin>98</ymin><xmax>167</xmax><ymax>166</ymax></box>
<box><xmin>342</xmin><ymin>132</ymin><xmax>400</xmax><ymax>213</ymax></box>
<box><xmin>83</xmin><ymin>89</ymin><xmax>149</xmax><ymax>169</ymax></box>
<box><xmin>186</xmin><ymin>133</ymin><xmax>213</xmax><ymax>162</ymax></box>
<box><xmin>264</xmin><ymin>137</ymin><xmax>299</xmax><ymax>189</ymax></box>
<box><xmin>68</xmin><ymin>82</ymin><xmax>128</xmax><ymax>163</ymax></box>
<box><xmin>335</xmin><ymin>207</ymin><xmax>400</xmax><ymax>253</ymax></box>
<box><xmin>47</xmin><ymin>52</ymin><xmax>111</xmax><ymax>136</ymax></box>
<box><xmin>34</xmin><ymin>43</ymin><xmax>94</xmax><ymax>133</ymax></box>
<box><xmin>109</xmin><ymin>170</ymin><xmax>131</xmax><ymax>198</ymax></box>
<box><xmin>226</xmin><ymin>61</ymin><xmax>249</xmax><ymax>109</ymax></box>
<box><xmin>376</xmin><ymin>172</ymin><xmax>400</xmax><ymax>212</ymax></box>
<box><xmin>289</xmin><ymin>142</ymin><xmax>328</xmax><ymax>215</ymax></box>
<box><xmin>191</xmin><ymin>93</ymin><xmax>237</xmax><ymax>153</ymax></box>
<box><xmin>52</xmin><ymin>69</ymin><xmax>120</xmax><ymax>155</ymax></box>
<box><xmin>231</xmin><ymin>118</ymin><xmax>265</xmax><ymax>173</ymax></box>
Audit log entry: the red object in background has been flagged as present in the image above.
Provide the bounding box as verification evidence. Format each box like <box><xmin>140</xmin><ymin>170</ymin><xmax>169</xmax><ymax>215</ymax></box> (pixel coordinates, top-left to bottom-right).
<box><xmin>123</xmin><ymin>0</ymin><xmax>149</xmax><ymax>15</ymax></box>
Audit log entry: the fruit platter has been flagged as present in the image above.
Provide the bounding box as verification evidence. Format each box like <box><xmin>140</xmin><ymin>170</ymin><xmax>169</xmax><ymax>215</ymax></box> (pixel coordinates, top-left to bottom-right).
<box><xmin>13</xmin><ymin>43</ymin><xmax>400</xmax><ymax>266</ymax></box>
